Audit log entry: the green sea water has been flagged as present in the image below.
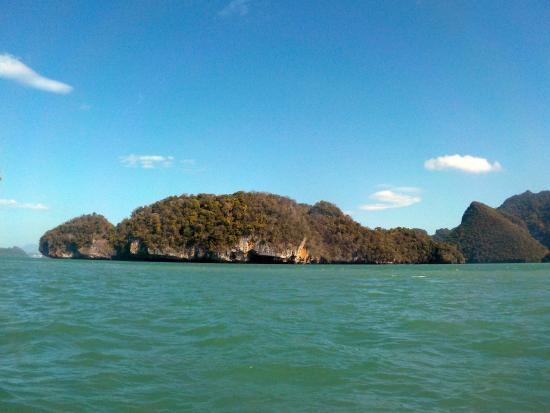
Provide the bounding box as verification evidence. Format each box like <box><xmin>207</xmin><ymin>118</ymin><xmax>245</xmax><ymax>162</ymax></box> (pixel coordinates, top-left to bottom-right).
<box><xmin>1</xmin><ymin>258</ymin><xmax>549</xmax><ymax>412</ymax></box>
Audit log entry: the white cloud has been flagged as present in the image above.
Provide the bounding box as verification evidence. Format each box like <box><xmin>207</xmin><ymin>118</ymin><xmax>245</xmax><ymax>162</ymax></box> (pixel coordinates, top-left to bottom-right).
<box><xmin>424</xmin><ymin>154</ymin><xmax>502</xmax><ymax>174</ymax></box>
<box><xmin>0</xmin><ymin>53</ymin><xmax>73</xmax><ymax>94</ymax></box>
<box><xmin>120</xmin><ymin>154</ymin><xmax>174</xmax><ymax>169</ymax></box>
<box><xmin>219</xmin><ymin>0</ymin><xmax>251</xmax><ymax>17</ymax></box>
<box><xmin>0</xmin><ymin>199</ymin><xmax>48</xmax><ymax>210</ymax></box>
<box><xmin>360</xmin><ymin>190</ymin><xmax>421</xmax><ymax>211</ymax></box>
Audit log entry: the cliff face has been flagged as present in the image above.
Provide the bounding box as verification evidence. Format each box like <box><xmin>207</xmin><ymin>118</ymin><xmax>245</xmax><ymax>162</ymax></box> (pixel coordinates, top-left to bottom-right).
<box><xmin>444</xmin><ymin>202</ymin><xmax>548</xmax><ymax>263</ymax></box>
<box><xmin>123</xmin><ymin>236</ymin><xmax>311</xmax><ymax>263</ymax></box>
<box><xmin>39</xmin><ymin>192</ymin><xmax>463</xmax><ymax>264</ymax></box>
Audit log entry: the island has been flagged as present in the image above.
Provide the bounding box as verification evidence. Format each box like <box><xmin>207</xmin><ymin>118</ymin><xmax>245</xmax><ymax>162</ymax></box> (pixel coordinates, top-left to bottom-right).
<box><xmin>0</xmin><ymin>246</ymin><xmax>28</xmax><ymax>258</ymax></box>
<box><xmin>39</xmin><ymin>192</ymin><xmax>464</xmax><ymax>264</ymax></box>
<box><xmin>39</xmin><ymin>190</ymin><xmax>550</xmax><ymax>264</ymax></box>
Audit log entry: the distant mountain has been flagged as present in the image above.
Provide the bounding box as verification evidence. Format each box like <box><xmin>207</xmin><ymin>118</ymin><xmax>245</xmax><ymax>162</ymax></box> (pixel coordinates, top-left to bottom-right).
<box><xmin>39</xmin><ymin>192</ymin><xmax>464</xmax><ymax>264</ymax></box>
<box><xmin>0</xmin><ymin>246</ymin><xmax>28</xmax><ymax>258</ymax></box>
<box><xmin>498</xmin><ymin>190</ymin><xmax>550</xmax><ymax>249</ymax></box>
<box><xmin>435</xmin><ymin>200</ymin><xmax>548</xmax><ymax>263</ymax></box>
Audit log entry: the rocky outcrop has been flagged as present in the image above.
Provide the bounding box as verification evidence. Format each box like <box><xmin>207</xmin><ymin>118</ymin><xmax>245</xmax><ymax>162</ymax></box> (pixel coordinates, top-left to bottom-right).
<box><xmin>39</xmin><ymin>214</ymin><xmax>116</xmax><ymax>259</ymax></box>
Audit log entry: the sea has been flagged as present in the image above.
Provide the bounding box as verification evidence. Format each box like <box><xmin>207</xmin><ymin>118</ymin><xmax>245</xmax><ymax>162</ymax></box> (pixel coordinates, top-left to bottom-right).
<box><xmin>1</xmin><ymin>258</ymin><xmax>549</xmax><ymax>412</ymax></box>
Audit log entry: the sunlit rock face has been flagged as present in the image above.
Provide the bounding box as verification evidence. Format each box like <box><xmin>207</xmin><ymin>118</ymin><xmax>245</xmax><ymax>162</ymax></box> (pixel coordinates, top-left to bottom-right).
<box><xmin>122</xmin><ymin>236</ymin><xmax>312</xmax><ymax>263</ymax></box>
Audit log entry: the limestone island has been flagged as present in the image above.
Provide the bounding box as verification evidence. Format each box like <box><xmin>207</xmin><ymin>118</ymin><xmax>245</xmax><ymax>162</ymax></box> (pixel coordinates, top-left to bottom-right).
<box><xmin>39</xmin><ymin>190</ymin><xmax>550</xmax><ymax>264</ymax></box>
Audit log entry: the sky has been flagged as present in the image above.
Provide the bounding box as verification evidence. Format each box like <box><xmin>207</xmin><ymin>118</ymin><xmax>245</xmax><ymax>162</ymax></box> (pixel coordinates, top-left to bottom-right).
<box><xmin>1</xmin><ymin>0</ymin><xmax>549</xmax><ymax>247</ymax></box>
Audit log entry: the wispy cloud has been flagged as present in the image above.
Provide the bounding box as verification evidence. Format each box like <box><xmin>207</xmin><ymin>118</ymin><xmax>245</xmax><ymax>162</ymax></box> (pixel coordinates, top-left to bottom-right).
<box><xmin>0</xmin><ymin>199</ymin><xmax>48</xmax><ymax>210</ymax></box>
<box><xmin>376</xmin><ymin>184</ymin><xmax>421</xmax><ymax>193</ymax></box>
<box><xmin>181</xmin><ymin>159</ymin><xmax>197</xmax><ymax>171</ymax></box>
<box><xmin>424</xmin><ymin>154</ymin><xmax>502</xmax><ymax>174</ymax></box>
<box><xmin>360</xmin><ymin>189</ymin><xmax>421</xmax><ymax>211</ymax></box>
<box><xmin>219</xmin><ymin>0</ymin><xmax>251</xmax><ymax>17</ymax></box>
<box><xmin>120</xmin><ymin>154</ymin><xmax>174</xmax><ymax>169</ymax></box>
<box><xmin>0</xmin><ymin>53</ymin><xmax>73</xmax><ymax>94</ymax></box>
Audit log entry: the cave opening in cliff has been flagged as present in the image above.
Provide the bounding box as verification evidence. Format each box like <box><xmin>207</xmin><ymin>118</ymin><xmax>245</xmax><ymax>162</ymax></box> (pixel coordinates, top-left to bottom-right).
<box><xmin>246</xmin><ymin>251</ymin><xmax>284</xmax><ymax>264</ymax></box>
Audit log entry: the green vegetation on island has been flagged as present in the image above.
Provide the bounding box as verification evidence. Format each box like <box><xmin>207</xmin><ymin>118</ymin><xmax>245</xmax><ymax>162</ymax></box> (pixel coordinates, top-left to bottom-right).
<box><xmin>40</xmin><ymin>214</ymin><xmax>115</xmax><ymax>259</ymax></box>
<box><xmin>39</xmin><ymin>190</ymin><xmax>550</xmax><ymax>264</ymax></box>
<box><xmin>439</xmin><ymin>202</ymin><xmax>547</xmax><ymax>263</ymax></box>
<box><xmin>40</xmin><ymin>192</ymin><xmax>464</xmax><ymax>264</ymax></box>
<box><xmin>498</xmin><ymin>190</ymin><xmax>550</xmax><ymax>249</ymax></box>
<box><xmin>434</xmin><ymin>191</ymin><xmax>550</xmax><ymax>263</ymax></box>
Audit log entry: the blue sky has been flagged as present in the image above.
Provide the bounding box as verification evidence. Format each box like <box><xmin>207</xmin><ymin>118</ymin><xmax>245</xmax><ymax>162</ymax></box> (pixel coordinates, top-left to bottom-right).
<box><xmin>1</xmin><ymin>0</ymin><xmax>549</xmax><ymax>247</ymax></box>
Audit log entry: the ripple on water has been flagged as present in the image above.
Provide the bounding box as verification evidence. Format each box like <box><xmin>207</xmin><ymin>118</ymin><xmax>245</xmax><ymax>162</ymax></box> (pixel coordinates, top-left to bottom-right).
<box><xmin>1</xmin><ymin>260</ymin><xmax>550</xmax><ymax>412</ymax></box>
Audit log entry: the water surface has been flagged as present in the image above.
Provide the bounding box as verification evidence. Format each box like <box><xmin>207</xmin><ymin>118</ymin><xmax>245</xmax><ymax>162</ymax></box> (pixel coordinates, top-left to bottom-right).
<box><xmin>2</xmin><ymin>258</ymin><xmax>549</xmax><ymax>412</ymax></box>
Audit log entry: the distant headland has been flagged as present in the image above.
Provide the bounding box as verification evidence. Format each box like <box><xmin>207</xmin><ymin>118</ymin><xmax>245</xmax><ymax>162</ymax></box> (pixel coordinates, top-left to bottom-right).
<box><xmin>0</xmin><ymin>246</ymin><xmax>28</xmax><ymax>258</ymax></box>
<box><xmin>0</xmin><ymin>245</ymin><xmax>41</xmax><ymax>258</ymax></box>
<box><xmin>38</xmin><ymin>190</ymin><xmax>550</xmax><ymax>264</ymax></box>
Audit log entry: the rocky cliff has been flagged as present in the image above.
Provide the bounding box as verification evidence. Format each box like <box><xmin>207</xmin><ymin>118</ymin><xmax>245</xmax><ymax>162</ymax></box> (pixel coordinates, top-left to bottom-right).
<box><xmin>120</xmin><ymin>235</ymin><xmax>310</xmax><ymax>263</ymax></box>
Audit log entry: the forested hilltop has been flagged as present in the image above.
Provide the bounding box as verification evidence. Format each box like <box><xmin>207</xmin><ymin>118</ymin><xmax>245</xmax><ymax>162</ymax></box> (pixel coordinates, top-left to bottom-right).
<box><xmin>498</xmin><ymin>191</ymin><xmax>550</xmax><ymax>249</ymax></box>
<box><xmin>40</xmin><ymin>192</ymin><xmax>464</xmax><ymax>264</ymax></box>
<box><xmin>434</xmin><ymin>191</ymin><xmax>550</xmax><ymax>263</ymax></box>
